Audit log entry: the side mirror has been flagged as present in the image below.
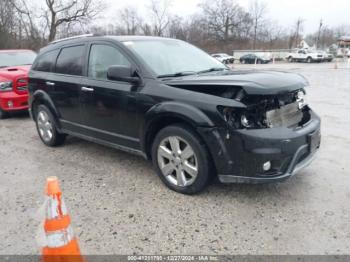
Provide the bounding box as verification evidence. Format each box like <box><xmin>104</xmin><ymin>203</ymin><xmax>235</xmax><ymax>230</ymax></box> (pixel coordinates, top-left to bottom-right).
<box><xmin>107</xmin><ymin>65</ymin><xmax>140</xmax><ymax>84</ymax></box>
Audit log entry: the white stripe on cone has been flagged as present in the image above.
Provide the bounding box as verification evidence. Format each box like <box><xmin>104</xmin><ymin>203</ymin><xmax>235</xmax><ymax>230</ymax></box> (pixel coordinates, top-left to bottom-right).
<box><xmin>46</xmin><ymin>226</ymin><xmax>75</xmax><ymax>248</ymax></box>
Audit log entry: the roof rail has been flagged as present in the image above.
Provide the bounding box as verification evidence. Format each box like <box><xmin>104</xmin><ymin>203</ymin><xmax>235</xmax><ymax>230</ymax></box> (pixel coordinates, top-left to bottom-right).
<box><xmin>49</xmin><ymin>34</ymin><xmax>97</xmax><ymax>45</ymax></box>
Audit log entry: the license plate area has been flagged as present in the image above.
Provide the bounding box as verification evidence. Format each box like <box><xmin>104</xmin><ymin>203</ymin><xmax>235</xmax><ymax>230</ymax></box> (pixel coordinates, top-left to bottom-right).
<box><xmin>308</xmin><ymin>129</ymin><xmax>321</xmax><ymax>153</ymax></box>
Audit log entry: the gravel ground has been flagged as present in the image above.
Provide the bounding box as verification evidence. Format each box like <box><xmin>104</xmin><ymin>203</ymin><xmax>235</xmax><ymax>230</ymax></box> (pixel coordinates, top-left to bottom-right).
<box><xmin>0</xmin><ymin>62</ymin><xmax>350</xmax><ymax>255</ymax></box>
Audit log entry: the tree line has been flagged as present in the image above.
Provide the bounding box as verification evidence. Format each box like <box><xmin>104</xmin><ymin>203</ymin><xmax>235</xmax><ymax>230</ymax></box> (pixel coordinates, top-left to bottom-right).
<box><xmin>1</xmin><ymin>0</ymin><xmax>349</xmax><ymax>53</ymax></box>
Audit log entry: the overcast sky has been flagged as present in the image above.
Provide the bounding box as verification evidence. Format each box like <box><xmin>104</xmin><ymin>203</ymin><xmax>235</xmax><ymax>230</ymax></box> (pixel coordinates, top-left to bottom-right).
<box><xmin>102</xmin><ymin>0</ymin><xmax>350</xmax><ymax>34</ymax></box>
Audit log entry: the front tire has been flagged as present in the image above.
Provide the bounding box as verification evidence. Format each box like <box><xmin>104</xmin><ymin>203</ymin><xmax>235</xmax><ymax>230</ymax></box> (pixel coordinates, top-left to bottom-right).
<box><xmin>151</xmin><ymin>124</ymin><xmax>213</xmax><ymax>195</ymax></box>
<box><xmin>307</xmin><ymin>57</ymin><xmax>312</xmax><ymax>63</ymax></box>
<box><xmin>35</xmin><ymin>105</ymin><xmax>66</xmax><ymax>147</ymax></box>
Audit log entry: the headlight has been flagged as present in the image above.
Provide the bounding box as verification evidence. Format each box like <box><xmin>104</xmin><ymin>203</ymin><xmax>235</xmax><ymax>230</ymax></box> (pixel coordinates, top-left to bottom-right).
<box><xmin>0</xmin><ymin>81</ymin><xmax>12</xmax><ymax>92</ymax></box>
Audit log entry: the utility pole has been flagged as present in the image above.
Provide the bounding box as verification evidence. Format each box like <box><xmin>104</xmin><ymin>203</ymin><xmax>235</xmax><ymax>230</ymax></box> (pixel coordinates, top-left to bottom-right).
<box><xmin>316</xmin><ymin>19</ymin><xmax>323</xmax><ymax>48</ymax></box>
<box><xmin>294</xmin><ymin>18</ymin><xmax>304</xmax><ymax>48</ymax></box>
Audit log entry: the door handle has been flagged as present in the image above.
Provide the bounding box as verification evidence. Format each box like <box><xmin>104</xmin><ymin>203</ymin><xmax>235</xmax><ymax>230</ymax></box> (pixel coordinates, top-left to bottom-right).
<box><xmin>81</xmin><ymin>87</ymin><xmax>94</xmax><ymax>92</ymax></box>
<box><xmin>46</xmin><ymin>81</ymin><xmax>55</xmax><ymax>86</ymax></box>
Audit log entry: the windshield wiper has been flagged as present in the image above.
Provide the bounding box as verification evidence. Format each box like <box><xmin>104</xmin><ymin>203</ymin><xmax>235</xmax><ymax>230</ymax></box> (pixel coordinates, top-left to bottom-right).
<box><xmin>157</xmin><ymin>71</ymin><xmax>197</xmax><ymax>79</ymax></box>
<box><xmin>197</xmin><ymin>67</ymin><xmax>228</xmax><ymax>74</ymax></box>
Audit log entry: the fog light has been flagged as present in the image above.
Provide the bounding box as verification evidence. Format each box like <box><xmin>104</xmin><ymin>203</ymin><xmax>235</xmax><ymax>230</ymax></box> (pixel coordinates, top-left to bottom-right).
<box><xmin>263</xmin><ymin>161</ymin><xmax>271</xmax><ymax>171</ymax></box>
<box><xmin>7</xmin><ymin>100</ymin><xmax>13</xmax><ymax>108</ymax></box>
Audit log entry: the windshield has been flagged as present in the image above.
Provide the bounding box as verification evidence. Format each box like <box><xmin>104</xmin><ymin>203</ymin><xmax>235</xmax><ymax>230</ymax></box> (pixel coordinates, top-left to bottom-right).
<box><xmin>123</xmin><ymin>40</ymin><xmax>226</xmax><ymax>77</ymax></box>
<box><xmin>0</xmin><ymin>51</ymin><xmax>36</xmax><ymax>68</ymax></box>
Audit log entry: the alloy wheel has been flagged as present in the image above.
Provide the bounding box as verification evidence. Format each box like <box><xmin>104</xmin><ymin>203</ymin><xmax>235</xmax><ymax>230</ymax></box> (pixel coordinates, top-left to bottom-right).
<box><xmin>37</xmin><ymin>110</ymin><xmax>53</xmax><ymax>142</ymax></box>
<box><xmin>157</xmin><ymin>136</ymin><xmax>198</xmax><ymax>187</ymax></box>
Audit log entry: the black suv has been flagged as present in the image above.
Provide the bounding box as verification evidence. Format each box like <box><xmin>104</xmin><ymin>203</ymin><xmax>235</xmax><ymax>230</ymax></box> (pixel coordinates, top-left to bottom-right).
<box><xmin>29</xmin><ymin>35</ymin><xmax>321</xmax><ymax>194</ymax></box>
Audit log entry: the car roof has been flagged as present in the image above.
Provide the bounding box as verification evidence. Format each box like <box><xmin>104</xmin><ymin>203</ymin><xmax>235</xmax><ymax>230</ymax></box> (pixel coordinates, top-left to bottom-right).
<box><xmin>108</xmin><ymin>35</ymin><xmax>179</xmax><ymax>42</ymax></box>
<box><xmin>40</xmin><ymin>35</ymin><xmax>182</xmax><ymax>53</ymax></box>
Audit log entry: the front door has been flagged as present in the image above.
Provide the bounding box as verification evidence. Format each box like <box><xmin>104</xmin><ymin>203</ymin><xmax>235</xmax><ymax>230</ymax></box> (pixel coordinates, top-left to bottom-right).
<box><xmin>80</xmin><ymin>42</ymin><xmax>140</xmax><ymax>150</ymax></box>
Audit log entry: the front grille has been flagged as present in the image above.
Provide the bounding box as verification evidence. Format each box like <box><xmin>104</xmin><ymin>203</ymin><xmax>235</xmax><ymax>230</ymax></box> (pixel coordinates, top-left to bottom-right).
<box><xmin>266</xmin><ymin>102</ymin><xmax>303</xmax><ymax>128</ymax></box>
<box><xmin>16</xmin><ymin>79</ymin><xmax>28</xmax><ymax>92</ymax></box>
<box><xmin>17</xmin><ymin>86</ymin><xmax>27</xmax><ymax>91</ymax></box>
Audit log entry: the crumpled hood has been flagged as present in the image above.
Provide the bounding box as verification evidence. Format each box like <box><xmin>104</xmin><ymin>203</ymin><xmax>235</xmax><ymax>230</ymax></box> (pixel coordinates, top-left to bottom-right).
<box><xmin>165</xmin><ymin>70</ymin><xmax>308</xmax><ymax>95</ymax></box>
<box><xmin>0</xmin><ymin>65</ymin><xmax>31</xmax><ymax>81</ymax></box>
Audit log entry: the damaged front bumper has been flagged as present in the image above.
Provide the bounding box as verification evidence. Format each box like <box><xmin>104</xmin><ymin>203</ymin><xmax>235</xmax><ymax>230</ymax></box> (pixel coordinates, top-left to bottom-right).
<box><xmin>197</xmin><ymin>110</ymin><xmax>321</xmax><ymax>184</ymax></box>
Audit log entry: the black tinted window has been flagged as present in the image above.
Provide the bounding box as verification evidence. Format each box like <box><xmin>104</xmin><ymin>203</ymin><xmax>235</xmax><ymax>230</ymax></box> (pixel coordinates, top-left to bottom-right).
<box><xmin>33</xmin><ymin>50</ymin><xmax>58</xmax><ymax>72</ymax></box>
<box><xmin>88</xmin><ymin>44</ymin><xmax>130</xmax><ymax>80</ymax></box>
<box><xmin>56</xmin><ymin>45</ymin><xmax>84</xmax><ymax>76</ymax></box>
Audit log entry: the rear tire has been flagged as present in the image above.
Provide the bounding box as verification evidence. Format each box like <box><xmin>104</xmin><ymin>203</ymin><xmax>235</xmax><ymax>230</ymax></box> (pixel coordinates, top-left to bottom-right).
<box><xmin>151</xmin><ymin>124</ymin><xmax>213</xmax><ymax>195</ymax></box>
<box><xmin>35</xmin><ymin>104</ymin><xmax>66</xmax><ymax>147</ymax></box>
<box><xmin>0</xmin><ymin>108</ymin><xmax>8</xmax><ymax>119</ymax></box>
<box><xmin>307</xmin><ymin>57</ymin><xmax>312</xmax><ymax>63</ymax></box>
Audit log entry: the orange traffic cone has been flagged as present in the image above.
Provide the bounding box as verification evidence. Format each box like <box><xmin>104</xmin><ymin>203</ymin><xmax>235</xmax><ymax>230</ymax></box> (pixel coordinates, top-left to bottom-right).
<box><xmin>42</xmin><ymin>176</ymin><xmax>84</xmax><ymax>262</ymax></box>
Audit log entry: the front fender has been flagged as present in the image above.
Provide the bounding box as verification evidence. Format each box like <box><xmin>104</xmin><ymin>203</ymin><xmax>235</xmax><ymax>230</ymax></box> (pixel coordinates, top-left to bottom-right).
<box><xmin>146</xmin><ymin>101</ymin><xmax>215</xmax><ymax>127</ymax></box>
<box><xmin>140</xmin><ymin>101</ymin><xmax>216</xmax><ymax>156</ymax></box>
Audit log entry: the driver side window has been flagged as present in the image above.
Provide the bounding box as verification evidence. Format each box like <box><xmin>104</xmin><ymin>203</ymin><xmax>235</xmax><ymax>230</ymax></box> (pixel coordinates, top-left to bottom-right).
<box><xmin>88</xmin><ymin>44</ymin><xmax>130</xmax><ymax>80</ymax></box>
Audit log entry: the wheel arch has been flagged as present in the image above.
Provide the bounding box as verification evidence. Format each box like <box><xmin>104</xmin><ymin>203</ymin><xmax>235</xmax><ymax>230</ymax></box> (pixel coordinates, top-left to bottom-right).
<box><xmin>30</xmin><ymin>90</ymin><xmax>60</xmax><ymax>127</ymax></box>
<box><xmin>141</xmin><ymin>102</ymin><xmax>215</xmax><ymax>160</ymax></box>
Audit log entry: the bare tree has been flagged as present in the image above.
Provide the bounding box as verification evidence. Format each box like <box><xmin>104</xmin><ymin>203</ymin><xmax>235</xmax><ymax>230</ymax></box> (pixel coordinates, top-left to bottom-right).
<box><xmin>140</xmin><ymin>23</ymin><xmax>153</xmax><ymax>36</ymax></box>
<box><xmin>249</xmin><ymin>0</ymin><xmax>267</xmax><ymax>50</ymax></box>
<box><xmin>45</xmin><ymin>0</ymin><xmax>103</xmax><ymax>41</ymax></box>
<box><xmin>11</xmin><ymin>0</ymin><xmax>104</xmax><ymax>42</ymax></box>
<box><xmin>334</xmin><ymin>24</ymin><xmax>350</xmax><ymax>38</ymax></box>
<box><xmin>199</xmin><ymin>0</ymin><xmax>249</xmax><ymax>43</ymax></box>
<box><xmin>264</xmin><ymin>20</ymin><xmax>285</xmax><ymax>49</ymax></box>
<box><xmin>119</xmin><ymin>6</ymin><xmax>140</xmax><ymax>35</ymax></box>
<box><xmin>3</xmin><ymin>0</ymin><xmax>348</xmax><ymax>52</ymax></box>
<box><xmin>11</xmin><ymin>0</ymin><xmax>43</xmax><ymax>45</ymax></box>
<box><xmin>148</xmin><ymin>0</ymin><xmax>173</xmax><ymax>36</ymax></box>
<box><xmin>168</xmin><ymin>16</ymin><xmax>189</xmax><ymax>40</ymax></box>
<box><xmin>0</xmin><ymin>0</ymin><xmax>16</xmax><ymax>48</ymax></box>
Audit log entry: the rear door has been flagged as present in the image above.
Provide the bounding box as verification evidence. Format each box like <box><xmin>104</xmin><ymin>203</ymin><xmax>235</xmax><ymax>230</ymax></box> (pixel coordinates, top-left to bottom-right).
<box><xmin>79</xmin><ymin>41</ymin><xmax>140</xmax><ymax>149</ymax></box>
<box><xmin>51</xmin><ymin>44</ymin><xmax>87</xmax><ymax>130</ymax></box>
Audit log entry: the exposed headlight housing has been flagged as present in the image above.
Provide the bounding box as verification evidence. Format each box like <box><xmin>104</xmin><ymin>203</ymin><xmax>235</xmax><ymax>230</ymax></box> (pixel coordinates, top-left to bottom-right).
<box><xmin>218</xmin><ymin>106</ymin><xmax>263</xmax><ymax>129</ymax></box>
<box><xmin>241</xmin><ymin>115</ymin><xmax>252</xmax><ymax>128</ymax></box>
<box><xmin>296</xmin><ymin>90</ymin><xmax>308</xmax><ymax>109</ymax></box>
<box><xmin>0</xmin><ymin>81</ymin><xmax>12</xmax><ymax>92</ymax></box>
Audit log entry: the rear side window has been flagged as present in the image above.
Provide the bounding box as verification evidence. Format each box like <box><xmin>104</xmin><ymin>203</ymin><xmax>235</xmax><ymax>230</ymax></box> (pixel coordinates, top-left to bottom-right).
<box><xmin>56</xmin><ymin>45</ymin><xmax>85</xmax><ymax>76</ymax></box>
<box><xmin>32</xmin><ymin>50</ymin><xmax>59</xmax><ymax>72</ymax></box>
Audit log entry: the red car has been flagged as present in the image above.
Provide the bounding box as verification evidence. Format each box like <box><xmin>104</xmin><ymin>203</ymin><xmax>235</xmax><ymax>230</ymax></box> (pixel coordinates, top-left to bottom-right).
<box><xmin>0</xmin><ymin>49</ymin><xmax>36</xmax><ymax>119</ymax></box>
